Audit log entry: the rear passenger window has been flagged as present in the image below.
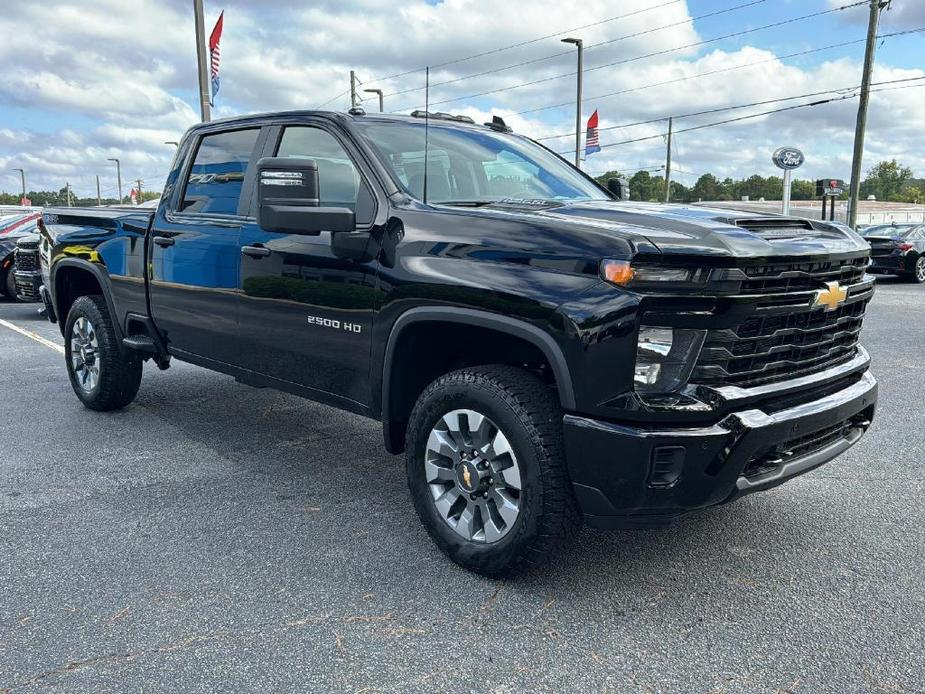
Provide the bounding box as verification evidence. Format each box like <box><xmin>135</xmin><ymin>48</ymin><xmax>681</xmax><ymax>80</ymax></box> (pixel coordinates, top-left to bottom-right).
<box><xmin>181</xmin><ymin>128</ymin><xmax>260</xmax><ymax>215</ymax></box>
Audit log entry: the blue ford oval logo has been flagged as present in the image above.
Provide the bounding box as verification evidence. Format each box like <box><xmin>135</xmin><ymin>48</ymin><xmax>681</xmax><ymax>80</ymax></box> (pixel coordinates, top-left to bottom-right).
<box><xmin>772</xmin><ymin>147</ymin><xmax>805</xmax><ymax>170</ymax></box>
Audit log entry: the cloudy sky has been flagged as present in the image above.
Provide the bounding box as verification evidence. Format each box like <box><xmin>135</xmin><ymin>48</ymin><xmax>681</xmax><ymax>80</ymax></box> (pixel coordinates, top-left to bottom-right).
<box><xmin>1</xmin><ymin>0</ymin><xmax>923</xmax><ymax>199</ymax></box>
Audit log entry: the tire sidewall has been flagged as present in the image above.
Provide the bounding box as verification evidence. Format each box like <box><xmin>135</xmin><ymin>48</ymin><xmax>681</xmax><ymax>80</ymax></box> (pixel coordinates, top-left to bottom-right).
<box><xmin>64</xmin><ymin>298</ymin><xmax>105</xmax><ymax>405</ymax></box>
<box><xmin>406</xmin><ymin>376</ymin><xmax>547</xmax><ymax>574</ymax></box>
<box><xmin>3</xmin><ymin>268</ymin><xmax>17</xmax><ymax>300</ymax></box>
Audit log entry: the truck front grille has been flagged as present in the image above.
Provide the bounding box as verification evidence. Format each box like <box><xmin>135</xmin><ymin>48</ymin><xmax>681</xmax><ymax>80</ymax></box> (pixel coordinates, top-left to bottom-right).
<box><xmin>737</xmin><ymin>256</ymin><xmax>867</xmax><ymax>294</ymax></box>
<box><xmin>692</xmin><ymin>262</ymin><xmax>873</xmax><ymax>389</ymax></box>
<box><xmin>14</xmin><ymin>250</ymin><xmax>39</xmax><ymax>272</ymax></box>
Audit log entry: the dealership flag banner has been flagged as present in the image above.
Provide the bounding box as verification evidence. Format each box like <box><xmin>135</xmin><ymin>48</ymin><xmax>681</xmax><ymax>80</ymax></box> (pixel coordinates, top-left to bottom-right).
<box><xmin>585</xmin><ymin>110</ymin><xmax>601</xmax><ymax>157</ymax></box>
<box><xmin>209</xmin><ymin>11</ymin><xmax>224</xmax><ymax>105</ymax></box>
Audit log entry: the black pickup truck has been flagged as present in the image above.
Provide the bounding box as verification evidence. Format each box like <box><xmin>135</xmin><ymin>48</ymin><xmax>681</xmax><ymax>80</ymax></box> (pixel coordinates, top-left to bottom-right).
<box><xmin>38</xmin><ymin>110</ymin><xmax>877</xmax><ymax>576</ymax></box>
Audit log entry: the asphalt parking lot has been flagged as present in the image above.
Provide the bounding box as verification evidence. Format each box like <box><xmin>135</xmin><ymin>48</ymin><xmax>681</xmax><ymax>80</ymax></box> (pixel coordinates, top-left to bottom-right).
<box><xmin>1</xmin><ymin>279</ymin><xmax>924</xmax><ymax>694</ymax></box>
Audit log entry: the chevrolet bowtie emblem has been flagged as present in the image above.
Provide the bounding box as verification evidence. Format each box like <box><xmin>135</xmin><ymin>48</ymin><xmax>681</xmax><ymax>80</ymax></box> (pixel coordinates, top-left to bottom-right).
<box><xmin>462</xmin><ymin>465</ymin><xmax>472</xmax><ymax>489</ymax></box>
<box><xmin>813</xmin><ymin>281</ymin><xmax>848</xmax><ymax>311</ymax></box>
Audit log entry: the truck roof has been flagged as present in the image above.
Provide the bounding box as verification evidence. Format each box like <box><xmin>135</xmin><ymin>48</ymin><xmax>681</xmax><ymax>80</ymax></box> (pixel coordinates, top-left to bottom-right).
<box><xmin>189</xmin><ymin>110</ymin><xmax>515</xmax><ymax>135</ymax></box>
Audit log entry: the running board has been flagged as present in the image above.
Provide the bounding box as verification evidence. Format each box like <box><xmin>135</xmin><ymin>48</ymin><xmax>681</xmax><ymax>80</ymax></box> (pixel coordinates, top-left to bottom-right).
<box><xmin>122</xmin><ymin>335</ymin><xmax>158</xmax><ymax>354</ymax></box>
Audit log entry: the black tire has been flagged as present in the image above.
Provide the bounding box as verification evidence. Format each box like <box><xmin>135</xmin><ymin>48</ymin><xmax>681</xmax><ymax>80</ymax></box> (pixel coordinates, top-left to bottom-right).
<box><xmin>405</xmin><ymin>365</ymin><xmax>577</xmax><ymax>577</ymax></box>
<box><xmin>910</xmin><ymin>255</ymin><xmax>925</xmax><ymax>284</ymax></box>
<box><xmin>64</xmin><ymin>295</ymin><xmax>142</xmax><ymax>411</ymax></box>
<box><xmin>2</xmin><ymin>268</ymin><xmax>17</xmax><ymax>300</ymax></box>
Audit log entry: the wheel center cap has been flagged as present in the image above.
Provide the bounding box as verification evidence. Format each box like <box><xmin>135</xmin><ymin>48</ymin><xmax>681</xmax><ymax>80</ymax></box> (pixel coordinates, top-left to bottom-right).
<box><xmin>455</xmin><ymin>460</ymin><xmax>486</xmax><ymax>494</ymax></box>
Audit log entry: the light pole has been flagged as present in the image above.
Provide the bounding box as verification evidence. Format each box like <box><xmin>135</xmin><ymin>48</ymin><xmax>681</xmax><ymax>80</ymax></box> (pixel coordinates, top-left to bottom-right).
<box><xmin>107</xmin><ymin>158</ymin><xmax>123</xmax><ymax>204</ymax></box>
<box><xmin>11</xmin><ymin>168</ymin><xmax>26</xmax><ymax>204</ymax></box>
<box><xmin>363</xmin><ymin>88</ymin><xmax>384</xmax><ymax>112</ymax></box>
<box><xmin>561</xmin><ymin>37</ymin><xmax>583</xmax><ymax>169</ymax></box>
<box><xmin>193</xmin><ymin>0</ymin><xmax>211</xmax><ymax>122</ymax></box>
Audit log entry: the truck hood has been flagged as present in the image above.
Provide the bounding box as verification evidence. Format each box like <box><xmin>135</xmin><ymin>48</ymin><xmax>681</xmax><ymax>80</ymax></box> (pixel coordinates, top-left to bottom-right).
<box><xmin>475</xmin><ymin>199</ymin><xmax>870</xmax><ymax>260</ymax></box>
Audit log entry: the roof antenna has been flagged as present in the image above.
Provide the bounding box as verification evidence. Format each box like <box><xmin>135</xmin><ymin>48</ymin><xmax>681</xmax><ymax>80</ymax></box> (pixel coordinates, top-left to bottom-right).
<box><xmin>423</xmin><ymin>66</ymin><xmax>430</xmax><ymax>205</ymax></box>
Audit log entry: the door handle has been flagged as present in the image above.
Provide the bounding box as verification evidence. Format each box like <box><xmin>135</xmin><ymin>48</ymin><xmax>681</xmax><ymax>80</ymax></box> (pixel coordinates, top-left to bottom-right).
<box><xmin>241</xmin><ymin>245</ymin><xmax>271</xmax><ymax>258</ymax></box>
<box><xmin>153</xmin><ymin>236</ymin><xmax>175</xmax><ymax>248</ymax></box>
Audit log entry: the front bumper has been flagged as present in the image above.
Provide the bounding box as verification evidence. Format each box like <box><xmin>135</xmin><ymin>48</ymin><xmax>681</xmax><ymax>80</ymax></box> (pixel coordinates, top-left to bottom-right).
<box><xmin>13</xmin><ymin>270</ymin><xmax>42</xmax><ymax>302</ymax></box>
<box><xmin>564</xmin><ymin>368</ymin><xmax>877</xmax><ymax>528</ymax></box>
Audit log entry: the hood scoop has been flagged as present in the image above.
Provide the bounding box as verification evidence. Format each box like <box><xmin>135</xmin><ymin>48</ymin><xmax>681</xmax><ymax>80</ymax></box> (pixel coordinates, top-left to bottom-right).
<box><xmin>723</xmin><ymin>217</ymin><xmax>832</xmax><ymax>241</ymax></box>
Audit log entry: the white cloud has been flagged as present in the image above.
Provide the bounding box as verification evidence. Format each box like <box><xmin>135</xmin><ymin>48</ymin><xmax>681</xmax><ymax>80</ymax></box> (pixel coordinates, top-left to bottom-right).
<box><xmin>0</xmin><ymin>0</ymin><xmax>923</xmax><ymax>196</ymax></box>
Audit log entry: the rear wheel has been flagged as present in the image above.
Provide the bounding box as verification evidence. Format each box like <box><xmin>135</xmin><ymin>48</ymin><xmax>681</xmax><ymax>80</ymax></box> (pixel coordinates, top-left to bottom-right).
<box><xmin>64</xmin><ymin>295</ymin><xmax>142</xmax><ymax>410</ymax></box>
<box><xmin>911</xmin><ymin>256</ymin><xmax>925</xmax><ymax>284</ymax></box>
<box><xmin>405</xmin><ymin>365</ymin><xmax>577</xmax><ymax>577</ymax></box>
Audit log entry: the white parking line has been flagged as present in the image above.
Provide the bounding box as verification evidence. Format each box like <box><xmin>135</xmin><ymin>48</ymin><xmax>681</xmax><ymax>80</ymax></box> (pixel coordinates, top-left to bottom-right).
<box><xmin>0</xmin><ymin>317</ymin><xmax>65</xmax><ymax>355</ymax></box>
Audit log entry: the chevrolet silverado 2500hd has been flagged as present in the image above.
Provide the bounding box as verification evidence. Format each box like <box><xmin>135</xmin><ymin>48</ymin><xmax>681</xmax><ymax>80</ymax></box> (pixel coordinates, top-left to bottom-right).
<box><xmin>38</xmin><ymin>110</ymin><xmax>877</xmax><ymax>576</ymax></box>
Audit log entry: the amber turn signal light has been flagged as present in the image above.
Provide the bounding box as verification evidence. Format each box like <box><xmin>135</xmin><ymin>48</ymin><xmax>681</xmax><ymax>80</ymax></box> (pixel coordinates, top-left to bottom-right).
<box><xmin>601</xmin><ymin>259</ymin><xmax>635</xmax><ymax>286</ymax></box>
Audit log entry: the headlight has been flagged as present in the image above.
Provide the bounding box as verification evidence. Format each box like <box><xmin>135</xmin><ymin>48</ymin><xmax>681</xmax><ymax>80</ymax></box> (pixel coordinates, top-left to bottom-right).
<box><xmin>634</xmin><ymin>326</ymin><xmax>706</xmax><ymax>394</ymax></box>
<box><xmin>601</xmin><ymin>260</ymin><xmax>709</xmax><ymax>288</ymax></box>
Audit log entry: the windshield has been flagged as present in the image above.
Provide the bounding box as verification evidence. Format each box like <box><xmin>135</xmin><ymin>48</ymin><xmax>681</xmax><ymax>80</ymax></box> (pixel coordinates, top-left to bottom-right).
<box><xmin>355</xmin><ymin>120</ymin><xmax>608</xmax><ymax>204</ymax></box>
<box><xmin>863</xmin><ymin>224</ymin><xmax>917</xmax><ymax>238</ymax></box>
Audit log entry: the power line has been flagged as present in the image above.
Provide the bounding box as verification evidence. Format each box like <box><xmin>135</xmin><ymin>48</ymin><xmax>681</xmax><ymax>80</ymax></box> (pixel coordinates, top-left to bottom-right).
<box><xmin>392</xmin><ymin>0</ymin><xmax>867</xmax><ymax>111</ymax></box>
<box><xmin>382</xmin><ymin>0</ymin><xmax>767</xmax><ymax>98</ymax></box>
<box><xmin>557</xmin><ymin>80</ymin><xmax>925</xmax><ymax>154</ymax></box>
<box><xmin>362</xmin><ymin>0</ymin><xmax>686</xmax><ymax>88</ymax></box>
<box><xmin>514</xmin><ymin>27</ymin><xmax>923</xmax><ymax>116</ymax></box>
<box><xmin>536</xmin><ymin>75</ymin><xmax>925</xmax><ymax>141</ymax></box>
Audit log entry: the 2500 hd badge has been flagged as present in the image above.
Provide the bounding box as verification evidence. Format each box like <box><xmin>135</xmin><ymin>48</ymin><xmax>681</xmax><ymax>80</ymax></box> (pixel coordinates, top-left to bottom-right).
<box><xmin>307</xmin><ymin>314</ymin><xmax>362</xmax><ymax>333</ymax></box>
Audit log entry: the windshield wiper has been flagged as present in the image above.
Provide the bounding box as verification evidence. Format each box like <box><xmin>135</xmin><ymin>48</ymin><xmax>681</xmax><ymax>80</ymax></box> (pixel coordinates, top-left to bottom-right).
<box><xmin>436</xmin><ymin>200</ymin><xmax>497</xmax><ymax>207</ymax></box>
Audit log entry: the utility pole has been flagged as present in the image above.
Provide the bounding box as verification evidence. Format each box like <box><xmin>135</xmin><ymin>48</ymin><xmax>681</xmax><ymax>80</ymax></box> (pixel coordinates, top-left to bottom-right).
<box><xmin>350</xmin><ymin>71</ymin><xmax>358</xmax><ymax>109</ymax></box>
<box><xmin>65</xmin><ymin>182</ymin><xmax>72</xmax><ymax>207</ymax></box>
<box><xmin>664</xmin><ymin>117</ymin><xmax>673</xmax><ymax>204</ymax></box>
<box><xmin>363</xmin><ymin>88</ymin><xmax>384</xmax><ymax>112</ymax></box>
<box><xmin>107</xmin><ymin>158</ymin><xmax>122</xmax><ymax>204</ymax></box>
<box><xmin>135</xmin><ymin>178</ymin><xmax>143</xmax><ymax>204</ymax></box>
<box><xmin>561</xmin><ymin>38</ymin><xmax>583</xmax><ymax>168</ymax></box>
<box><xmin>193</xmin><ymin>0</ymin><xmax>212</xmax><ymax>122</ymax></box>
<box><xmin>96</xmin><ymin>175</ymin><xmax>101</xmax><ymax>206</ymax></box>
<box><xmin>12</xmin><ymin>168</ymin><xmax>25</xmax><ymax>204</ymax></box>
<box><xmin>848</xmin><ymin>0</ymin><xmax>887</xmax><ymax>229</ymax></box>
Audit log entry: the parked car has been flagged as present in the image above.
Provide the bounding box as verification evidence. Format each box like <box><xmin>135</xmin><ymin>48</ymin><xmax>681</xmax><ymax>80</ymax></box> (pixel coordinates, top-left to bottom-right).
<box><xmin>0</xmin><ymin>211</ymin><xmax>41</xmax><ymax>300</ymax></box>
<box><xmin>864</xmin><ymin>223</ymin><xmax>925</xmax><ymax>282</ymax></box>
<box><xmin>13</xmin><ymin>233</ymin><xmax>43</xmax><ymax>302</ymax></box>
<box><xmin>38</xmin><ymin>110</ymin><xmax>877</xmax><ymax>576</ymax></box>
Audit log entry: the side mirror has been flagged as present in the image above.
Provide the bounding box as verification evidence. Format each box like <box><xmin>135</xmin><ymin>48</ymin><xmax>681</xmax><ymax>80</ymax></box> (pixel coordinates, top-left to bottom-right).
<box><xmin>256</xmin><ymin>157</ymin><xmax>355</xmax><ymax>235</ymax></box>
<box><xmin>607</xmin><ymin>177</ymin><xmax>630</xmax><ymax>201</ymax></box>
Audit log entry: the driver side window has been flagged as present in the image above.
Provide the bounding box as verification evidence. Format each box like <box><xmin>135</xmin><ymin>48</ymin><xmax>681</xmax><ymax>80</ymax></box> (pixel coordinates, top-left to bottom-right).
<box><xmin>276</xmin><ymin>127</ymin><xmax>375</xmax><ymax>223</ymax></box>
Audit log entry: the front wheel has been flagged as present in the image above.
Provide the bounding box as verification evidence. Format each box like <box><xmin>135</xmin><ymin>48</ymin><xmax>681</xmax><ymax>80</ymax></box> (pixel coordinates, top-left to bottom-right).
<box><xmin>64</xmin><ymin>295</ymin><xmax>143</xmax><ymax>410</ymax></box>
<box><xmin>405</xmin><ymin>365</ymin><xmax>577</xmax><ymax>577</ymax></box>
<box><xmin>2</xmin><ymin>268</ymin><xmax>18</xmax><ymax>300</ymax></box>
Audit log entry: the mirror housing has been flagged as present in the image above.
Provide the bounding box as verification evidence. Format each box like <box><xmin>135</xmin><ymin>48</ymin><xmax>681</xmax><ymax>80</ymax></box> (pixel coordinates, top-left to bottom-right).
<box><xmin>256</xmin><ymin>156</ymin><xmax>355</xmax><ymax>235</ymax></box>
<box><xmin>606</xmin><ymin>177</ymin><xmax>630</xmax><ymax>201</ymax></box>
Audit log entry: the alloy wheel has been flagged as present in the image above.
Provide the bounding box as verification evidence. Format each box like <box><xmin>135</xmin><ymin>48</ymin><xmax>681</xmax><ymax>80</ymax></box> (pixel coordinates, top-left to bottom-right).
<box><xmin>916</xmin><ymin>257</ymin><xmax>925</xmax><ymax>282</ymax></box>
<box><xmin>424</xmin><ymin>409</ymin><xmax>523</xmax><ymax>544</ymax></box>
<box><xmin>70</xmin><ymin>316</ymin><xmax>100</xmax><ymax>392</ymax></box>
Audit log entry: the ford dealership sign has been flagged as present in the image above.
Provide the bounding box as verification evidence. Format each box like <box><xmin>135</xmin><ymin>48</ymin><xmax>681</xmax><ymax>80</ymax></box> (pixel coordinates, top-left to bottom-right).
<box><xmin>772</xmin><ymin>147</ymin><xmax>805</xmax><ymax>170</ymax></box>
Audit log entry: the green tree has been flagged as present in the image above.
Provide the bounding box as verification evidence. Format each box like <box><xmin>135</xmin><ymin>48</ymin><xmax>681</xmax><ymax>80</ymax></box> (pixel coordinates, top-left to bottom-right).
<box><xmin>690</xmin><ymin>173</ymin><xmax>725</xmax><ymax>201</ymax></box>
<box><xmin>860</xmin><ymin>160</ymin><xmax>914</xmax><ymax>201</ymax></box>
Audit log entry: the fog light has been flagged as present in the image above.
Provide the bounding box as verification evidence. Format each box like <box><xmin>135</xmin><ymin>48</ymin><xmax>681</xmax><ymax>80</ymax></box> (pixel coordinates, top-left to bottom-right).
<box><xmin>635</xmin><ymin>326</ymin><xmax>706</xmax><ymax>394</ymax></box>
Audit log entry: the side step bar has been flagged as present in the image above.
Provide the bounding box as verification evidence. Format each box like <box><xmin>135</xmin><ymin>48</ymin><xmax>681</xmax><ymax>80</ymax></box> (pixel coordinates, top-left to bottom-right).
<box><xmin>122</xmin><ymin>313</ymin><xmax>171</xmax><ymax>370</ymax></box>
<box><xmin>122</xmin><ymin>335</ymin><xmax>158</xmax><ymax>354</ymax></box>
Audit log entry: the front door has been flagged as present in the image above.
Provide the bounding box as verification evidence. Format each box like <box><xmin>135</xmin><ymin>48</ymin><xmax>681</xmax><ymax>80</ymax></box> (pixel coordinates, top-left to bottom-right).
<box><xmin>237</xmin><ymin>123</ymin><xmax>379</xmax><ymax>406</ymax></box>
<box><xmin>149</xmin><ymin>127</ymin><xmax>263</xmax><ymax>365</ymax></box>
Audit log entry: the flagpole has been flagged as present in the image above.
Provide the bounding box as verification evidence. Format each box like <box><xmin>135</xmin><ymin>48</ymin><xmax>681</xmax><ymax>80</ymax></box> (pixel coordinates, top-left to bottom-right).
<box><xmin>193</xmin><ymin>0</ymin><xmax>211</xmax><ymax>122</ymax></box>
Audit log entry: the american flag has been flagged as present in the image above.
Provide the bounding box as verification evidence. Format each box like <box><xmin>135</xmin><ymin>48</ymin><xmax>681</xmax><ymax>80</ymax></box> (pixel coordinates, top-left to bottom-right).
<box><xmin>209</xmin><ymin>11</ymin><xmax>224</xmax><ymax>105</ymax></box>
<box><xmin>585</xmin><ymin>110</ymin><xmax>601</xmax><ymax>156</ymax></box>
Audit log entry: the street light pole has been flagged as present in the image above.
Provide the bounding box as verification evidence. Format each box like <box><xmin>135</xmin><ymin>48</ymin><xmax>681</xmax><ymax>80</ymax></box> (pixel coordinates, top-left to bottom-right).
<box><xmin>107</xmin><ymin>158</ymin><xmax>122</xmax><ymax>204</ymax></box>
<box><xmin>12</xmin><ymin>168</ymin><xmax>25</xmax><ymax>204</ymax></box>
<box><xmin>193</xmin><ymin>0</ymin><xmax>212</xmax><ymax>122</ymax></box>
<box><xmin>561</xmin><ymin>37</ymin><xmax>583</xmax><ymax>169</ymax></box>
<box><xmin>363</xmin><ymin>88</ymin><xmax>384</xmax><ymax>112</ymax></box>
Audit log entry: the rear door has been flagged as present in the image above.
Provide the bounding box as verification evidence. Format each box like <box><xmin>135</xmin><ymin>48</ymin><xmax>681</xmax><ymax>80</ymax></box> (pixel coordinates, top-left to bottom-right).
<box><xmin>148</xmin><ymin>127</ymin><xmax>265</xmax><ymax>364</ymax></box>
<box><xmin>236</xmin><ymin>121</ymin><xmax>380</xmax><ymax>406</ymax></box>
